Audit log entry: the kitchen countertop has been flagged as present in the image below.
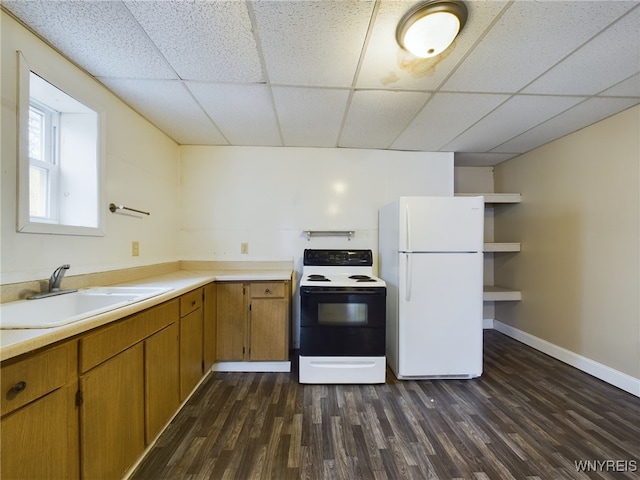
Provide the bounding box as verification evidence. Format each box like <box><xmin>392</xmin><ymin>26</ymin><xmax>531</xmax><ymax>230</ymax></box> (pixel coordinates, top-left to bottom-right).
<box><xmin>0</xmin><ymin>268</ymin><xmax>292</xmax><ymax>362</ymax></box>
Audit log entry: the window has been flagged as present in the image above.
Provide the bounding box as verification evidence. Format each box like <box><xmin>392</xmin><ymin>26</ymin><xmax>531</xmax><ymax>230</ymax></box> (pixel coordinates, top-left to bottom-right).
<box><xmin>28</xmin><ymin>100</ymin><xmax>60</xmax><ymax>221</ymax></box>
<box><xmin>17</xmin><ymin>52</ymin><xmax>105</xmax><ymax>236</ymax></box>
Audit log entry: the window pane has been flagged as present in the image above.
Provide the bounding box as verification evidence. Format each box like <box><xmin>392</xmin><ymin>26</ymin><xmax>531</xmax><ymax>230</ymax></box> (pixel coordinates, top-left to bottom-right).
<box><xmin>29</xmin><ymin>165</ymin><xmax>49</xmax><ymax>217</ymax></box>
<box><xmin>29</xmin><ymin>107</ymin><xmax>45</xmax><ymax>162</ymax></box>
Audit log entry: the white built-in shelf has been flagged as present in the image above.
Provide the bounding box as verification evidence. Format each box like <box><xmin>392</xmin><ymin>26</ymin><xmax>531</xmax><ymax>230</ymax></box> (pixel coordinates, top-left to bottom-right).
<box><xmin>458</xmin><ymin>192</ymin><xmax>523</xmax><ymax>302</ymax></box>
<box><xmin>484</xmin><ymin>242</ymin><xmax>521</xmax><ymax>253</ymax></box>
<box><xmin>483</xmin><ymin>286</ymin><xmax>522</xmax><ymax>302</ymax></box>
<box><xmin>456</xmin><ymin>193</ymin><xmax>521</xmax><ymax>204</ymax></box>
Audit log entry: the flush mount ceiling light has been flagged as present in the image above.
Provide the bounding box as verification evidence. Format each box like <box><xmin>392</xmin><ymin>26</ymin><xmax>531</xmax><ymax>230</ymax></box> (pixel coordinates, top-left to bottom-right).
<box><xmin>396</xmin><ymin>0</ymin><xmax>468</xmax><ymax>58</ymax></box>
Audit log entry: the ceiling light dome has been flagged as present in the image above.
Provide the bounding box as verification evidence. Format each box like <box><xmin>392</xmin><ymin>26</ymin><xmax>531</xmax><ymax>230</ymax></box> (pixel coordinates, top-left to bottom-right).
<box><xmin>396</xmin><ymin>0</ymin><xmax>468</xmax><ymax>58</ymax></box>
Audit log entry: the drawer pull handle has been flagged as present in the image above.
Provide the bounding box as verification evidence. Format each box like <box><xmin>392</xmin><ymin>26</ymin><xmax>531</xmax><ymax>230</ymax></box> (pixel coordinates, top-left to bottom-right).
<box><xmin>10</xmin><ymin>381</ymin><xmax>27</xmax><ymax>394</ymax></box>
<box><xmin>265</xmin><ymin>289</ymin><xmax>270</xmax><ymax>294</ymax></box>
<box><xmin>191</xmin><ymin>300</ymin><xmax>196</xmax><ymax>307</ymax></box>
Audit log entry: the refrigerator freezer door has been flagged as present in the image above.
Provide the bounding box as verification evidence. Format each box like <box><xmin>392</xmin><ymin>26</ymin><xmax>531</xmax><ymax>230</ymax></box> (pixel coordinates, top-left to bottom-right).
<box><xmin>399</xmin><ymin>196</ymin><xmax>483</xmax><ymax>253</ymax></box>
<box><xmin>397</xmin><ymin>252</ymin><xmax>482</xmax><ymax>378</ymax></box>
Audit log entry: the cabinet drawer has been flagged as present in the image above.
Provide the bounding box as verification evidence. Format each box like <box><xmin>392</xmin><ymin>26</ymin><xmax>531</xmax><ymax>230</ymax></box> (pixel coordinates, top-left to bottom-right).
<box><xmin>1</xmin><ymin>341</ymin><xmax>76</xmax><ymax>416</ymax></box>
<box><xmin>250</xmin><ymin>282</ymin><xmax>285</xmax><ymax>299</ymax></box>
<box><xmin>80</xmin><ymin>300</ymin><xmax>178</xmax><ymax>373</ymax></box>
<box><xmin>180</xmin><ymin>289</ymin><xmax>202</xmax><ymax>317</ymax></box>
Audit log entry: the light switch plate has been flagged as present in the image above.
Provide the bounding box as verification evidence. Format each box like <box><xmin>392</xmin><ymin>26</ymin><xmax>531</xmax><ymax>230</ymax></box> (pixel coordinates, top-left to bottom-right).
<box><xmin>132</xmin><ymin>241</ymin><xmax>140</xmax><ymax>256</ymax></box>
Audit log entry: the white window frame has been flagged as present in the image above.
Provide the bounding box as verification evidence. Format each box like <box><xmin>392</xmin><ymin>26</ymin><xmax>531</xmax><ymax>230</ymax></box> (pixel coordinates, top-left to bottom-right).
<box><xmin>17</xmin><ymin>51</ymin><xmax>106</xmax><ymax>236</ymax></box>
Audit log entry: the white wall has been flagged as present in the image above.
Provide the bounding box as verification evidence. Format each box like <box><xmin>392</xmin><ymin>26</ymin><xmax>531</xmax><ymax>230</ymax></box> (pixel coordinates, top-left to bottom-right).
<box><xmin>180</xmin><ymin>145</ymin><xmax>454</xmax><ymax>346</ymax></box>
<box><xmin>180</xmin><ymin>146</ymin><xmax>453</xmax><ymax>264</ymax></box>
<box><xmin>1</xmin><ymin>13</ymin><xmax>181</xmax><ymax>284</ymax></box>
<box><xmin>494</xmin><ymin>105</ymin><xmax>639</xmax><ymax>383</ymax></box>
<box><xmin>454</xmin><ymin>166</ymin><xmax>494</xmax><ymax>194</ymax></box>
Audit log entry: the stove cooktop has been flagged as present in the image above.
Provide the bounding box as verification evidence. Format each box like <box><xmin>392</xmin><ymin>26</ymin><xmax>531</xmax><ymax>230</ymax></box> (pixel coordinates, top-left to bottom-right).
<box><xmin>300</xmin><ymin>272</ymin><xmax>386</xmax><ymax>288</ymax></box>
<box><xmin>306</xmin><ymin>274</ymin><xmax>377</xmax><ymax>282</ymax></box>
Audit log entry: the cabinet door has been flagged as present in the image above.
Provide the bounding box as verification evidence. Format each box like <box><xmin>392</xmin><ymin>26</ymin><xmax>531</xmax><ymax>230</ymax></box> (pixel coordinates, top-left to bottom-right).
<box><xmin>203</xmin><ymin>282</ymin><xmax>217</xmax><ymax>371</ymax></box>
<box><xmin>216</xmin><ymin>282</ymin><xmax>246</xmax><ymax>361</ymax></box>
<box><xmin>145</xmin><ymin>322</ymin><xmax>179</xmax><ymax>443</ymax></box>
<box><xmin>180</xmin><ymin>308</ymin><xmax>204</xmax><ymax>400</ymax></box>
<box><xmin>250</xmin><ymin>298</ymin><xmax>289</xmax><ymax>361</ymax></box>
<box><xmin>80</xmin><ymin>344</ymin><xmax>145</xmax><ymax>480</ymax></box>
<box><xmin>1</xmin><ymin>383</ymin><xmax>78</xmax><ymax>480</ymax></box>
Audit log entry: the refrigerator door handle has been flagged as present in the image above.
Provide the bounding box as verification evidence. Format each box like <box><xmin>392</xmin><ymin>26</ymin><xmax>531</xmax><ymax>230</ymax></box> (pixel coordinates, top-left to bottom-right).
<box><xmin>405</xmin><ymin>203</ymin><xmax>411</xmax><ymax>252</ymax></box>
<box><xmin>405</xmin><ymin>254</ymin><xmax>412</xmax><ymax>302</ymax></box>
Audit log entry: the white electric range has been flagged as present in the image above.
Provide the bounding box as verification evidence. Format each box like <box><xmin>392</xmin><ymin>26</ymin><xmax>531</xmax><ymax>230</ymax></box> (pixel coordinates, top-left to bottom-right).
<box><xmin>298</xmin><ymin>249</ymin><xmax>387</xmax><ymax>384</ymax></box>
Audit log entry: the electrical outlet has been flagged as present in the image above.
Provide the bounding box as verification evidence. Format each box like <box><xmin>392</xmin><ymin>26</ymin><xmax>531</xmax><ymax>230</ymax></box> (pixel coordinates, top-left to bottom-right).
<box><xmin>241</xmin><ymin>243</ymin><xmax>249</xmax><ymax>254</ymax></box>
<box><xmin>132</xmin><ymin>241</ymin><xmax>140</xmax><ymax>256</ymax></box>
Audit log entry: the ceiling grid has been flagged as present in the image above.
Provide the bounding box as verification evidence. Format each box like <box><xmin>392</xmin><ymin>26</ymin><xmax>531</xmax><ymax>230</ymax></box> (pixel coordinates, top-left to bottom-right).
<box><xmin>3</xmin><ymin>0</ymin><xmax>638</xmax><ymax>165</ymax></box>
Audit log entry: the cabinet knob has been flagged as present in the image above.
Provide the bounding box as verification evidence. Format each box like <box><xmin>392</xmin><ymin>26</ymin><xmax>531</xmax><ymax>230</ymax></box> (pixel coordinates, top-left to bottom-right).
<box><xmin>191</xmin><ymin>300</ymin><xmax>196</xmax><ymax>307</ymax></box>
<box><xmin>10</xmin><ymin>381</ymin><xmax>27</xmax><ymax>394</ymax></box>
<box><xmin>265</xmin><ymin>288</ymin><xmax>270</xmax><ymax>294</ymax></box>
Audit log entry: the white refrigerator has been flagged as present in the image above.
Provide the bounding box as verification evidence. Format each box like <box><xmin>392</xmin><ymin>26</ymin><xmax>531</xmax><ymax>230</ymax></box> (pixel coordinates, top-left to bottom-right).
<box><xmin>378</xmin><ymin>196</ymin><xmax>484</xmax><ymax>379</ymax></box>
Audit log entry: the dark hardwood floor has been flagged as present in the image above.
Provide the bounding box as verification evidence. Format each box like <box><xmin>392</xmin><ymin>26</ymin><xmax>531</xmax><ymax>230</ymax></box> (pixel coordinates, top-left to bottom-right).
<box><xmin>130</xmin><ymin>331</ymin><xmax>640</xmax><ymax>479</ymax></box>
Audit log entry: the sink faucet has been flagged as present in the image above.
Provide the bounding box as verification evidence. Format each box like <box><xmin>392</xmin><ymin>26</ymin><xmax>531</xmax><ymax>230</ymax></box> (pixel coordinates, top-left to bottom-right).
<box><xmin>49</xmin><ymin>264</ymin><xmax>71</xmax><ymax>292</ymax></box>
<box><xmin>27</xmin><ymin>264</ymin><xmax>78</xmax><ymax>300</ymax></box>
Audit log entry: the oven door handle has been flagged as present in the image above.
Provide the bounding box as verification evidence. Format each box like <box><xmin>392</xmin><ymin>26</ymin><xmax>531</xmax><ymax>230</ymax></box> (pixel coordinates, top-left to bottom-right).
<box><xmin>301</xmin><ymin>288</ymin><xmax>383</xmax><ymax>295</ymax></box>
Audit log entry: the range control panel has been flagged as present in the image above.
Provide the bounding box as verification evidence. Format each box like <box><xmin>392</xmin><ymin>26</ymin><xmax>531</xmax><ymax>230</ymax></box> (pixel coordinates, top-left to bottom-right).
<box><xmin>303</xmin><ymin>249</ymin><xmax>373</xmax><ymax>267</ymax></box>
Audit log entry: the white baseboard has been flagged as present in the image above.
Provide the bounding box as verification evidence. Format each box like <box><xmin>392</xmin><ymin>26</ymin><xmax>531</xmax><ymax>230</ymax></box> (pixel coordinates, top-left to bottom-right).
<box><xmin>213</xmin><ymin>361</ymin><xmax>291</xmax><ymax>373</ymax></box>
<box><xmin>482</xmin><ymin>318</ymin><xmax>494</xmax><ymax>329</ymax></box>
<box><xmin>493</xmin><ymin>320</ymin><xmax>640</xmax><ymax>397</ymax></box>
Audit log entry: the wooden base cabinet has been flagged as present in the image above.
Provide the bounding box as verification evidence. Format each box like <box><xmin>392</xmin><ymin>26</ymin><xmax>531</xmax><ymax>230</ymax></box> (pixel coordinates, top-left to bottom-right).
<box><xmin>216</xmin><ymin>282</ymin><xmax>247</xmax><ymax>361</ymax></box>
<box><xmin>179</xmin><ymin>288</ymin><xmax>204</xmax><ymax>400</ymax></box>
<box><xmin>78</xmin><ymin>299</ymin><xmax>181</xmax><ymax>479</ymax></box>
<box><xmin>216</xmin><ymin>281</ymin><xmax>290</xmax><ymax>362</ymax></box>
<box><xmin>1</xmin><ymin>341</ymin><xmax>79</xmax><ymax>480</ymax></box>
<box><xmin>1</xmin><ymin>287</ymin><xmax>210</xmax><ymax>480</ymax></box>
<box><xmin>203</xmin><ymin>282</ymin><xmax>217</xmax><ymax>371</ymax></box>
<box><xmin>145</xmin><ymin>322</ymin><xmax>180</xmax><ymax>442</ymax></box>
<box><xmin>250</xmin><ymin>283</ymin><xmax>289</xmax><ymax>361</ymax></box>
<box><xmin>79</xmin><ymin>344</ymin><xmax>145</xmax><ymax>480</ymax></box>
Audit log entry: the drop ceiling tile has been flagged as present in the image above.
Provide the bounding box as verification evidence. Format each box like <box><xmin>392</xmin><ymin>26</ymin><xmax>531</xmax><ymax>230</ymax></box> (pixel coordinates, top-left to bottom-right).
<box><xmin>186</xmin><ymin>83</ymin><xmax>281</xmax><ymax>146</ymax></box>
<box><xmin>443</xmin><ymin>94</ymin><xmax>586</xmax><ymax>153</ymax></box>
<box><xmin>252</xmin><ymin>0</ymin><xmax>375</xmax><ymax>86</ymax></box>
<box><xmin>443</xmin><ymin>1</ymin><xmax>636</xmax><ymax>93</ymax></box>
<box><xmin>5</xmin><ymin>0</ymin><xmax>638</xmax><ymax>163</ymax></box>
<box><xmin>356</xmin><ymin>1</ymin><xmax>508</xmax><ymax>90</ymax></box>
<box><xmin>99</xmin><ymin>78</ymin><xmax>227</xmax><ymax>145</ymax></box>
<box><xmin>123</xmin><ymin>0</ymin><xmax>263</xmax><ymax>83</ymax></box>
<box><xmin>3</xmin><ymin>0</ymin><xmax>175</xmax><ymax>79</ymax></box>
<box><xmin>600</xmin><ymin>73</ymin><xmax>640</xmax><ymax>97</ymax></box>
<box><xmin>523</xmin><ymin>6</ymin><xmax>640</xmax><ymax>95</ymax></box>
<box><xmin>339</xmin><ymin>90</ymin><xmax>429</xmax><ymax>149</ymax></box>
<box><xmin>272</xmin><ymin>87</ymin><xmax>350</xmax><ymax>147</ymax></box>
<box><xmin>493</xmin><ymin>97</ymin><xmax>640</xmax><ymax>153</ymax></box>
<box><xmin>392</xmin><ymin>93</ymin><xmax>510</xmax><ymax>151</ymax></box>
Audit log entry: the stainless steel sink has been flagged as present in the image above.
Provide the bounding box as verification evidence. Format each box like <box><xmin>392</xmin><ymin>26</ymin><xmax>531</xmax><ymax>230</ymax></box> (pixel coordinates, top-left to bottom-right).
<box><xmin>0</xmin><ymin>286</ymin><xmax>173</xmax><ymax>329</ymax></box>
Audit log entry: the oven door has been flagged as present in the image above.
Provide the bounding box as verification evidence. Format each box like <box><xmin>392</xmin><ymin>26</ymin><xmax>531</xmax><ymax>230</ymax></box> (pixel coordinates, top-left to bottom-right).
<box><xmin>299</xmin><ymin>286</ymin><xmax>386</xmax><ymax>356</ymax></box>
<box><xmin>300</xmin><ymin>286</ymin><xmax>386</xmax><ymax>328</ymax></box>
